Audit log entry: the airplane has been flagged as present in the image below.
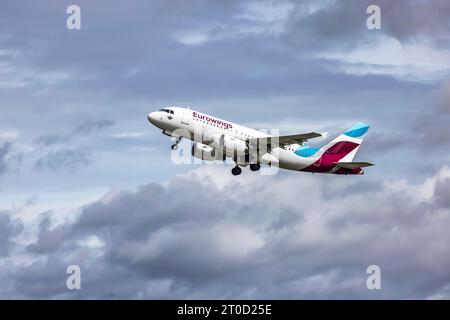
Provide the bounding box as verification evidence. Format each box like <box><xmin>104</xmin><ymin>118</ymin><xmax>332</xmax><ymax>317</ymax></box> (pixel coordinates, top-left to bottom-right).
<box><xmin>147</xmin><ymin>107</ymin><xmax>373</xmax><ymax>176</ymax></box>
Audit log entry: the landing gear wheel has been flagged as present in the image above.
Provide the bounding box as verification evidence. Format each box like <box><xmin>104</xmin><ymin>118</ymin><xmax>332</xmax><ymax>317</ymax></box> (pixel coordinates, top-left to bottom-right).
<box><xmin>231</xmin><ymin>166</ymin><xmax>242</xmax><ymax>176</ymax></box>
<box><xmin>171</xmin><ymin>137</ymin><xmax>182</xmax><ymax>150</ymax></box>
<box><xmin>250</xmin><ymin>163</ymin><xmax>261</xmax><ymax>171</ymax></box>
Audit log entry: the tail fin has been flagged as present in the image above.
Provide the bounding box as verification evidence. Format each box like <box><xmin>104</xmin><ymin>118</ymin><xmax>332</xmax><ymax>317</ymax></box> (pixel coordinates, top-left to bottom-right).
<box><xmin>319</xmin><ymin>122</ymin><xmax>370</xmax><ymax>162</ymax></box>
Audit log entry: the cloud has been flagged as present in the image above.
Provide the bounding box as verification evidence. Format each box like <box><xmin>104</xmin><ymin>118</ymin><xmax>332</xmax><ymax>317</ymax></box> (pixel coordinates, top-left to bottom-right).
<box><xmin>285</xmin><ymin>0</ymin><xmax>450</xmax><ymax>45</ymax></box>
<box><xmin>318</xmin><ymin>36</ymin><xmax>450</xmax><ymax>82</ymax></box>
<box><xmin>72</xmin><ymin>120</ymin><xmax>115</xmax><ymax>136</ymax></box>
<box><xmin>0</xmin><ymin>0</ymin><xmax>449</xmax><ymax>299</ymax></box>
<box><xmin>34</xmin><ymin>148</ymin><xmax>91</xmax><ymax>171</ymax></box>
<box><xmin>0</xmin><ymin>142</ymin><xmax>13</xmax><ymax>175</ymax></box>
<box><xmin>34</xmin><ymin>135</ymin><xmax>65</xmax><ymax>147</ymax></box>
<box><xmin>363</xmin><ymin>133</ymin><xmax>405</xmax><ymax>153</ymax></box>
<box><xmin>436</xmin><ymin>81</ymin><xmax>450</xmax><ymax>114</ymax></box>
<box><xmin>434</xmin><ymin>176</ymin><xmax>450</xmax><ymax>208</ymax></box>
<box><xmin>376</xmin><ymin>0</ymin><xmax>450</xmax><ymax>43</ymax></box>
<box><xmin>175</xmin><ymin>0</ymin><xmax>295</xmax><ymax>45</ymax></box>
<box><xmin>0</xmin><ymin>131</ymin><xmax>19</xmax><ymax>140</ymax></box>
<box><xmin>282</xmin><ymin>1</ymin><xmax>450</xmax><ymax>81</ymax></box>
<box><xmin>31</xmin><ymin>119</ymin><xmax>114</xmax><ymax>172</ymax></box>
<box><xmin>26</xmin><ymin>214</ymin><xmax>68</xmax><ymax>254</ymax></box>
<box><xmin>2</xmin><ymin>165</ymin><xmax>450</xmax><ymax>299</ymax></box>
<box><xmin>111</xmin><ymin>132</ymin><xmax>145</xmax><ymax>139</ymax></box>
<box><xmin>0</xmin><ymin>212</ymin><xmax>23</xmax><ymax>255</ymax></box>
<box><xmin>35</xmin><ymin>119</ymin><xmax>115</xmax><ymax>147</ymax></box>
<box><xmin>413</xmin><ymin>80</ymin><xmax>450</xmax><ymax>148</ymax></box>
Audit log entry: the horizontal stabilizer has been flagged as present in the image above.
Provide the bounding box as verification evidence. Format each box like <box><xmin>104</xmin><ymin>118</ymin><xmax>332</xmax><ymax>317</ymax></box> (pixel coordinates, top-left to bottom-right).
<box><xmin>335</xmin><ymin>162</ymin><xmax>374</xmax><ymax>169</ymax></box>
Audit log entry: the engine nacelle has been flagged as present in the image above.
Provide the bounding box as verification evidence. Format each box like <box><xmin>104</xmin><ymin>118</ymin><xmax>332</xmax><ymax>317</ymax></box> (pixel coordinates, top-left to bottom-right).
<box><xmin>202</xmin><ymin>131</ymin><xmax>223</xmax><ymax>147</ymax></box>
<box><xmin>198</xmin><ymin>133</ymin><xmax>249</xmax><ymax>163</ymax></box>
<box><xmin>191</xmin><ymin>143</ymin><xmax>225</xmax><ymax>161</ymax></box>
<box><xmin>223</xmin><ymin>135</ymin><xmax>247</xmax><ymax>157</ymax></box>
<box><xmin>204</xmin><ymin>133</ymin><xmax>248</xmax><ymax>158</ymax></box>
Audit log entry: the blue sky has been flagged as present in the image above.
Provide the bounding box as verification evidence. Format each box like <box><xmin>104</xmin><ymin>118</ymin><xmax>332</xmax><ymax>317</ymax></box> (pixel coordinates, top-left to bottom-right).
<box><xmin>1</xmin><ymin>0</ymin><xmax>450</xmax><ymax>298</ymax></box>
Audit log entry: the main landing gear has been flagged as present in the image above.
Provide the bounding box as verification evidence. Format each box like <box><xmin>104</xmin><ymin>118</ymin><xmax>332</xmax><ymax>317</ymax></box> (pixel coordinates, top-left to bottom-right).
<box><xmin>171</xmin><ymin>137</ymin><xmax>182</xmax><ymax>150</ymax></box>
<box><xmin>231</xmin><ymin>163</ymin><xmax>260</xmax><ymax>175</ymax></box>
<box><xmin>231</xmin><ymin>166</ymin><xmax>242</xmax><ymax>176</ymax></box>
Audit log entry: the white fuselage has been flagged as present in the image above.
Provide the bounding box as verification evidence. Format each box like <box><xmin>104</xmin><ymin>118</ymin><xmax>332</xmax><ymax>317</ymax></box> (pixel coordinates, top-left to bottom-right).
<box><xmin>147</xmin><ymin>107</ymin><xmax>320</xmax><ymax>171</ymax></box>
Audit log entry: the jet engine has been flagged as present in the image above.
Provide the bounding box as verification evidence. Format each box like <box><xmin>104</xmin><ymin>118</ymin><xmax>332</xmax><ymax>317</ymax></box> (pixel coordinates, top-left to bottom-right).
<box><xmin>223</xmin><ymin>135</ymin><xmax>247</xmax><ymax>156</ymax></box>
<box><xmin>200</xmin><ymin>133</ymin><xmax>250</xmax><ymax>163</ymax></box>
<box><xmin>211</xmin><ymin>134</ymin><xmax>249</xmax><ymax>164</ymax></box>
<box><xmin>191</xmin><ymin>143</ymin><xmax>225</xmax><ymax>161</ymax></box>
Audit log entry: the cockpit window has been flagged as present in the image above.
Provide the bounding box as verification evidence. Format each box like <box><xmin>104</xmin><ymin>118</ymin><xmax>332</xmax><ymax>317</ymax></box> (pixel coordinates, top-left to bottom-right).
<box><xmin>159</xmin><ymin>108</ymin><xmax>174</xmax><ymax>114</ymax></box>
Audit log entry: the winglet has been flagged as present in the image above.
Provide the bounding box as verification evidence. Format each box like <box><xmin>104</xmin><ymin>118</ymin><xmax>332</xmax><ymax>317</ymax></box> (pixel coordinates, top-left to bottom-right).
<box><xmin>343</xmin><ymin>122</ymin><xmax>370</xmax><ymax>138</ymax></box>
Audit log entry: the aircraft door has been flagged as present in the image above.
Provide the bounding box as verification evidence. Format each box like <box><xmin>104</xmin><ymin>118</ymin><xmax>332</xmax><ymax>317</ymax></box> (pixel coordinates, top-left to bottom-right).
<box><xmin>181</xmin><ymin>109</ymin><xmax>190</xmax><ymax>126</ymax></box>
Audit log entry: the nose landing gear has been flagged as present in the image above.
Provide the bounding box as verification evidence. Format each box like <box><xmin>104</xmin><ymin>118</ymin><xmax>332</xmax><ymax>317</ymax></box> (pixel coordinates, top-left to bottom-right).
<box><xmin>171</xmin><ymin>137</ymin><xmax>182</xmax><ymax>150</ymax></box>
<box><xmin>250</xmin><ymin>163</ymin><xmax>261</xmax><ymax>171</ymax></box>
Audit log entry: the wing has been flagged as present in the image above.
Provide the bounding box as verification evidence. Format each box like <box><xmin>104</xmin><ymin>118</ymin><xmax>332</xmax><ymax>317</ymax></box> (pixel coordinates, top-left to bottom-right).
<box><xmin>249</xmin><ymin>132</ymin><xmax>323</xmax><ymax>149</ymax></box>
<box><xmin>335</xmin><ymin>162</ymin><xmax>374</xmax><ymax>169</ymax></box>
<box><xmin>277</xmin><ymin>132</ymin><xmax>323</xmax><ymax>145</ymax></box>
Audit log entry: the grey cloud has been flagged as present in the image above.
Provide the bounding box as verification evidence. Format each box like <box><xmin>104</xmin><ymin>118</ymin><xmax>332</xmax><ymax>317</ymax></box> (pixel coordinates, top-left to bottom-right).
<box><xmin>434</xmin><ymin>177</ymin><xmax>450</xmax><ymax>208</ymax></box>
<box><xmin>413</xmin><ymin>80</ymin><xmax>450</xmax><ymax>148</ymax></box>
<box><xmin>363</xmin><ymin>133</ymin><xmax>406</xmax><ymax>152</ymax></box>
<box><xmin>24</xmin><ymin>195</ymin><xmax>38</xmax><ymax>206</ymax></box>
<box><xmin>285</xmin><ymin>0</ymin><xmax>450</xmax><ymax>46</ymax></box>
<box><xmin>0</xmin><ymin>0</ymin><xmax>436</xmax><ymax>109</ymax></box>
<box><xmin>436</xmin><ymin>81</ymin><xmax>450</xmax><ymax>114</ymax></box>
<box><xmin>0</xmin><ymin>142</ymin><xmax>13</xmax><ymax>175</ymax></box>
<box><xmin>0</xmin><ymin>0</ymin><xmax>440</xmax><ymax>184</ymax></box>
<box><xmin>0</xmin><ymin>212</ymin><xmax>23</xmax><ymax>256</ymax></box>
<box><xmin>72</xmin><ymin>119</ymin><xmax>115</xmax><ymax>136</ymax></box>
<box><xmin>35</xmin><ymin>119</ymin><xmax>114</xmax><ymax>146</ymax></box>
<box><xmin>3</xmin><ymin>166</ymin><xmax>450</xmax><ymax>299</ymax></box>
<box><xmin>0</xmin><ymin>0</ymin><xmax>450</xmax><ymax>300</ymax></box>
<box><xmin>417</xmin><ymin>115</ymin><xmax>450</xmax><ymax>147</ymax></box>
<box><xmin>27</xmin><ymin>214</ymin><xmax>68</xmax><ymax>254</ymax></box>
<box><xmin>34</xmin><ymin>148</ymin><xmax>91</xmax><ymax>171</ymax></box>
<box><xmin>286</xmin><ymin>0</ymin><xmax>367</xmax><ymax>49</ymax></box>
<box><xmin>34</xmin><ymin>135</ymin><xmax>65</xmax><ymax>147</ymax></box>
<box><xmin>12</xmin><ymin>255</ymin><xmax>80</xmax><ymax>299</ymax></box>
<box><xmin>378</xmin><ymin>0</ymin><xmax>450</xmax><ymax>43</ymax></box>
<box><xmin>31</xmin><ymin>119</ymin><xmax>114</xmax><ymax>172</ymax></box>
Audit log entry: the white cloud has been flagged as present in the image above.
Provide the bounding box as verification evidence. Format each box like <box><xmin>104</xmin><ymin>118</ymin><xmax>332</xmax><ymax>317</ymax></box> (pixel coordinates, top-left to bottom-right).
<box><xmin>213</xmin><ymin>224</ymin><xmax>264</xmax><ymax>257</ymax></box>
<box><xmin>0</xmin><ymin>130</ymin><xmax>19</xmax><ymax>141</ymax></box>
<box><xmin>0</xmin><ymin>49</ymin><xmax>72</xmax><ymax>89</ymax></box>
<box><xmin>175</xmin><ymin>31</ymin><xmax>211</xmax><ymax>46</ymax></box>
<box><xmin>112</xmin><ymin>132</ymin><xmax>145</xmax><ymax>139</ymax></box>
<box><xmin>3</xmin><ymin>162</ymin><xmax>450</xmax><ymax>298</ymax></box>
<box><xmin>78</xmin><ymin>235</ymin><xmax>105</xmax><ymax>249</ymax></box>
<box><xmin>236</xmin><ymin>1</ymin><xmax>294</xmax><ymax>23</ymax></box>
<box><xmin>175</xmin><ymin>1</ymin><xmax>295</xmax><ymax>46</ymax></box>
<box><xmin>318</xmin><ymin>36</ymin><xmax>450</xmax><ymax>82</ymax></box>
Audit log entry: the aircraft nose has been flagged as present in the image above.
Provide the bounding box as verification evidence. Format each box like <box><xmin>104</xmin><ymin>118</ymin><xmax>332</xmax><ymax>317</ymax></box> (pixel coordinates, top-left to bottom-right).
<box><xmin>147</xmin><ymin>112</ymin><xmax>158</xmax><ymax>125</ymax></box>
